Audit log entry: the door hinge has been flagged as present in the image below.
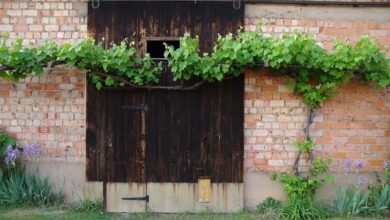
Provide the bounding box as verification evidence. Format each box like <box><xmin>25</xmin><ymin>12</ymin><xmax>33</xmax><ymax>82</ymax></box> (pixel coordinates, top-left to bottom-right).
<box><xmin>122</xmin><ymin>195</ymin><xmax>149</xmax><ymax>203</ymax></box>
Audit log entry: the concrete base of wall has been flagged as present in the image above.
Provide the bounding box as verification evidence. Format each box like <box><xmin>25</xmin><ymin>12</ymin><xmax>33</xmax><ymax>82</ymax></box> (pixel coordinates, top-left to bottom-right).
<box><xmin>146</xmin><ymin>183</ymin><xmax>243</xmax><ymax>213</ymax></box>
<box><xmin>27</xmin><ymin>160</ymin><xmax>102</xmax><ymax>203</ymax></box>
<box><xmin>244</xmin><ymin>171</ymin><xmax>384</xmax><ymax>211</ymax></box>
<box><xmin>244</xmin><ymin>171</ymin><xmax>286</xmax><ymax>210</ymax></box>
<box><xmin>29</xmin><ymin>161</ymin><xmax>384</xmax><ymax>211</ymax></box>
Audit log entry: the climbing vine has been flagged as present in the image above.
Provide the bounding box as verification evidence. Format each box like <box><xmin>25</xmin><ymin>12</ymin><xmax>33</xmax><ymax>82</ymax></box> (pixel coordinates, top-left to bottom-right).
<box><xmin>0</xmin><ymin>36</ymin><xmax>162</xmax><ymax>90</ymax></box>
<box><xmin>164</xmin><ymin>31</ymin><xmax>389</xmax><ymax>109</ymax></box>
<box><xmin>1</xmin><ymin>30</ymin><xmax>388</xmax><ymax>109</ymax></box>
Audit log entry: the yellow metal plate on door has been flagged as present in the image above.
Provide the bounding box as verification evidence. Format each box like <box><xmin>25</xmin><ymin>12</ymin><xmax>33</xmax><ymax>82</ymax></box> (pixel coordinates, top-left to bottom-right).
<box><xmin>198</xmin><ymin>178</ymin><xmax>211</xmax><ymax>203</ymax></box>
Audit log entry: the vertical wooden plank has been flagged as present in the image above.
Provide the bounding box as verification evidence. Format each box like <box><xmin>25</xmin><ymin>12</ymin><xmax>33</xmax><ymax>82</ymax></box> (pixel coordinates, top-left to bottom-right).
<box><xmin>86</xmin><ymin>79</ymin><xmax>97</xmax><ymax>180</ymax></box>
<box><xmin>145</xmin><ymin>90</ymin><xmax>157</xmax><ymax>182</ymax></box>
<box><xmin>140</xmin><ymin>91</ymin><xmax>147</xmax><ymax>182</ymax></box>
<box><xmin>104</xmin><ymin>91</ymin><xmax>113</xmax><ymax>182</ymax></box>
<box><xmin>231</xmin><ymin>75</ymin><xmax>244</xmax><ymax>182</ymax></box>
<box><xmin>222</xmin><ymin>79</ymin><xmax>234</xmax><ymax>182</ymax></box>
<box><xmin>238</xmin><ymin>75</ymin><xmax>245</xmax><ymax>182</ymax></box>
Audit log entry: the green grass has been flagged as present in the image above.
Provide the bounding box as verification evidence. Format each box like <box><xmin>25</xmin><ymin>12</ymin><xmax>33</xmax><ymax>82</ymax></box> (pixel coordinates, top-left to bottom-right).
<box><xmin>0</xmin><ymin>206</ymin><xmax>387</xmax><ymax>220</ymax></box>
<box><xmin>0</xmin><ymin>206</ymin><xmax>267</xmax><ymax>220</ymax></box>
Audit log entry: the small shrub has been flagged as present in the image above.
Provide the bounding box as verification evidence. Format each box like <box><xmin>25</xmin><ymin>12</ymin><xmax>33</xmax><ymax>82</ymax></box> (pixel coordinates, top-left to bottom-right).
<box><xmin>270</xmin><ymin>140</ymin><xmax>332</xmax><ymax>220</ymax></box>
<box><xmin>71</xmin><ymin>198</ymin><xmax>103</xmax><ymax>213</ymax></box>
<box><xmin>256</xmin><ymin>197</ymin><xmax>282</xmax><ymax>214</ymax></box>
<box><xmin>279</xmin><ymin>198</ymin><xmax>327</xmax><ymax>220</ymax></box>
<box><xmin>333</xmin><ymin>158</ymin><xmax>390</xmax><ymax>217</ymax></box>
<box><xmin>0</xmin><ymin>165</ymin><xmax>64</xmax><ymax>206</ymax></box>
<box><xmin>271</xmin><ymin>141</ymin><xmax>333</xmax><ymax>201</ymax></box>
<box><xmin>329</xmin><ymin>186</ymin><xmax>369</xmax><ymax>217</ymax></box>
<box><xmin>0</xmin><ymin>141</ymin><xmax>62</xmax><ymax>207</ymax></box>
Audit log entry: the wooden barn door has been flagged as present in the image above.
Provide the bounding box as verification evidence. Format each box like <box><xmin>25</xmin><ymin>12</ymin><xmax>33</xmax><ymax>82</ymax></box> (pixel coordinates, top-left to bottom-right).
<box><xmin>87</xmin><ymin>1</ymin><xmax>244</xmax><ymax>213</ymax></box>
<box><xmin>87</xmin><ymin>85</ymin><xmax>148</xmax><ymax>212</ymax></box>
<box><xmin>104</xmin><ymin>90</ymin><xmax>148</xmax><ymax>212</ymax></box>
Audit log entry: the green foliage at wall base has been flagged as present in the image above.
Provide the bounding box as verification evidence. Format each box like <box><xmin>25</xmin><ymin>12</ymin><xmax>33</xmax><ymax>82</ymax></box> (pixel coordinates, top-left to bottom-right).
<box><xmin>0</xmin><ymin>165</ymin><xmax>63</xmax><ymax>206</ymax></box>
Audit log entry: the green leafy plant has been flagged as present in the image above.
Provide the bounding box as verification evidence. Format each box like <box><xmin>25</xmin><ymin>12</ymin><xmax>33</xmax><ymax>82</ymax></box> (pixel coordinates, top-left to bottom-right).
<box><xmin>279</xmin><ymin>198</ymin><xmax>327</xmax><ymax>220</ymax></box>
<box><xmin>369</xmin><ymin>184</ymin><xmax>390</xmax><ymax>214</ymax></box>
<box><xmin>271</xmin><ymin>140</ymin><xmax>332</xmax><ymax>219</ymax></box>
<box><xmin>1</xmin><ymin>30</ymin><xmax>389</xmax><ymax>108</ymax></box>
<box><xmin>71</xmin><ymin>198</ymin><xmax>103</xmax><ymax>213</ymax></box>
<box><xmin>165</xmin><ymin>31</ymin><xmax>390</xmax><ymax>109</ymax></box>
<box><xmin>366</xmin><ymin>169</ymin><xmax>390</xmax><ymax>216</ymax></box>
<box><xmin>271</xmin><ymin>141</ymin><xmax>333</xmax><ymax>201</ymax></box>
<box><xmin>0</xmin><ymin>130</ymin><xmax>16</xmax><ymax>157</ymax></box>
<box><xmin>0</xmin><ymin>130</ymin><xmax>16</xmax><ymax>178</ymax></box>
<box><xmin>385</xmin><ymin>160</ymin><xmax>390</xmax><ymax>181</ymax></box>
<box><xmin>329</xmin><ymin>186</ymin><xmax>369</xmax><ymax>217</ymax></box>
<box><xmin>0</xmin><ymin>141</ymin><xmax>62</xmax><ymax>207</ymax></box>
<box><xmin>257</xmin><ymin>197</ymin><xmax>282</xmax><ymax>214</ymax></box>
<box><xmin>0</xmin><ymin>34</ymin><xmax>57</xmax><ymax>81</ymax></box>
<box><xmin>0</xmin><ymin>165</ymin><xmax>64</xmax><ymax>206</ymax></box>
<box><xmin>0</xmin><ymin>35</ymin><xmax>161</xmax><ymax>90</ymax></box>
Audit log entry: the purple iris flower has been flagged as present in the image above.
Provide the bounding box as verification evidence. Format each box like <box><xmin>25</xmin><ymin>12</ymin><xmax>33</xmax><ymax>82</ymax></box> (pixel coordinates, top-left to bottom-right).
<box><xmin>343</xmin><ymin>159</ymin><xmax>351</xmax><ymax>174</ymax></box>
<box><xmin>4</xmin><ymin>145</ymin><xmax>19</xmax><ymax>166</ymax></box>
<box><xmin>23</xmin><ymin>143</ymin><xmax>41</xmax><ymax>158</ymax></box>
<box><xmin>357</xmin><ymin>176</ymin><xmax>364</xmax><ymax>186</ymax></box>
<box><xmin>384</xmin><ymin>160</ymin><xmax>389</xmax><ymax>169</ymax></box>
<box><xmin>354</xmin><ymin>160</ymin><xmax>363</xmax><ymax>169</ymax></box>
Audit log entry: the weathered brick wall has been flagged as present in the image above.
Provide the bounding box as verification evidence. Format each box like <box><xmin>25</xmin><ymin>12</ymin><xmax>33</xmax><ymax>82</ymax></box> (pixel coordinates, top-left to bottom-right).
<box><xmin>0</xmin><ymin>0</ymin><xmax>88</xmax><ymax>162</ymax></box>
<box><xmin>245</xmin><ymin>18</ymin><xmax>390</xmax><ymax>53</ymax></box>
<box><xmin>0</xmin><ymin>0</ymin><xmax>87</xmax><ymax>44</ymax></box>
<box><xmin>244</xmin><ymin>69</ymin><xmax>390</xmax><ymax>173</ymax></box>
<box><xmin>244</xmin><ymin>4</ymin><xmax>390</xmax><ymax>173</ymax></box>
<box><xmin>0</xmin><ymin>68</ymin><xmax>86</xmax><ymax>162</ymax></box>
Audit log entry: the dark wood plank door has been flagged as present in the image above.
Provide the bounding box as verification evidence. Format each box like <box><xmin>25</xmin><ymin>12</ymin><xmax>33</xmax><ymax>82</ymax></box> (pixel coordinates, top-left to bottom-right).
<box><xmin>105</xmin><ymin>90</ymin><xmax>146</xmax><ymax>183</ymax></box>
<box><xmin>86</xmin><ymin>1</ymin><xmax>245</xmax><ymax>212</ymax></box>
<box><xmin>87</xmin><ymin>1</ymin><xmax>244</xmax><ymax>184</ymax></box>
<box><xmin>87</xmin><ymin>86</ymin><xmax>147</xmax><ymax>183</ymax></box>
<box><xmin>145</xmin><ymin>76</ymin><xmax>244</xmax><ymax>183</ymax></box>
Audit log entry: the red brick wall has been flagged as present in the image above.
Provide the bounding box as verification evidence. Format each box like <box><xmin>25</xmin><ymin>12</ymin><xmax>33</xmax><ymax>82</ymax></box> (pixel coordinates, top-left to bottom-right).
<box><xmin>245</xmin><ymin>17</ymin><xmax>390</xmax><ymax>54</ymax></box>
<box><xmin>0</xmin><ymin>68</ymin><xmax>86</xmax><ymax>161</ymax></box>
<box><xmin>244</xmin><ymin>69</ymin><xmax>390</xmax><ymax>173</ymax></box>
<box><xmin>0</xmin><ymin>0</ymin><xmax>88</xmax><ymax>161</ymax></box>
<box><xmin>0</xmin><ymin>0</ymin><xmax>87</xmax><ymax>44</ymax></box>
<box><xmin>244</xmin><ymin>6</ymin><xmax>390</xmax><ymax>172</ymax></box>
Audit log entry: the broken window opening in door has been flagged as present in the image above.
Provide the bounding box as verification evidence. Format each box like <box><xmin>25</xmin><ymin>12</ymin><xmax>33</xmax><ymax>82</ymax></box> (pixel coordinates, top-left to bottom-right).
<box><xmin>146</xmin><ymin>39</ymin><xmax>180</xmax><ymax>60</ymax></box>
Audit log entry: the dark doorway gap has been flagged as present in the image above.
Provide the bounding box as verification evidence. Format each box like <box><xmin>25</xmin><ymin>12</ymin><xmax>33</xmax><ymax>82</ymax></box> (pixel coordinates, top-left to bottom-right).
<box><xmin>147</xmin><ymin>40</ymin><xmax>180</xmax><ymax>59</ymax></box>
